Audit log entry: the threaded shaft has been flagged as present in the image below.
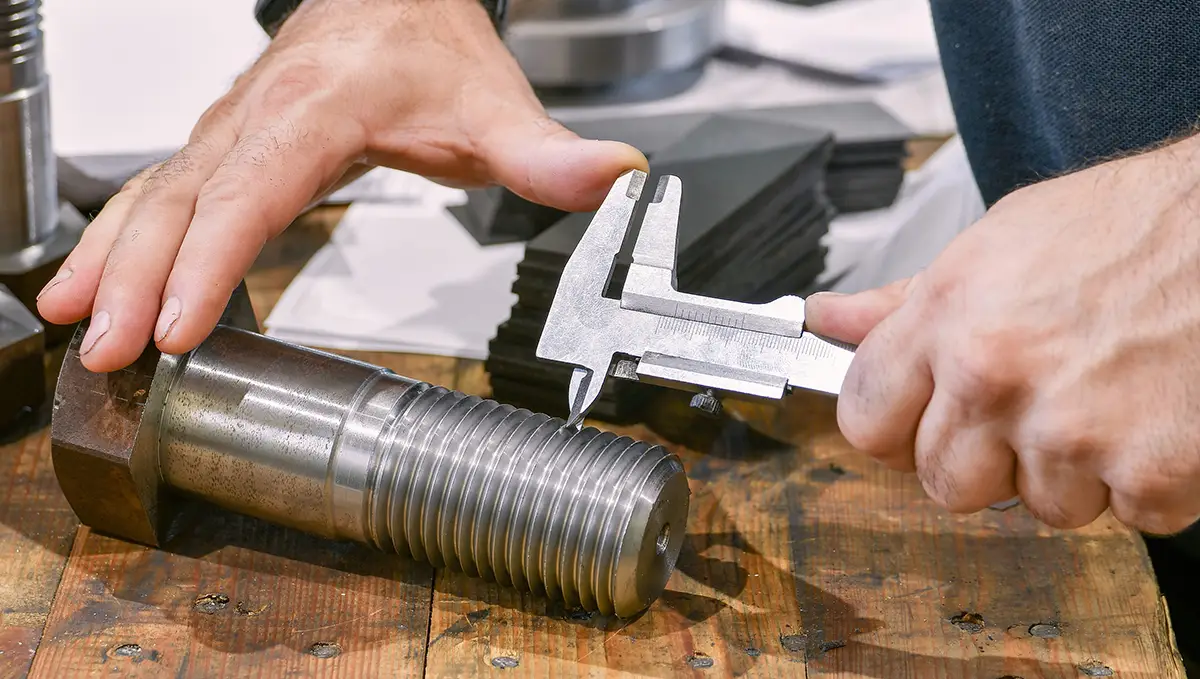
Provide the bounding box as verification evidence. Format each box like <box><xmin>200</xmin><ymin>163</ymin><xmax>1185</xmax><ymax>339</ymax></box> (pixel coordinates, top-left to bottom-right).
<box><xmin>157</xmin><ymin>327</ymin><xmax>691</xmax><ymax>619</ymax></box>
<box><xmin>0</xmin><ymin>1</ymin><xmax>40</xmax><ymax>68</ymax></box>
<box><xmin>365</xmin><ymin>385</ymin><xmax>688</xmax><ymax>617</ymax></box>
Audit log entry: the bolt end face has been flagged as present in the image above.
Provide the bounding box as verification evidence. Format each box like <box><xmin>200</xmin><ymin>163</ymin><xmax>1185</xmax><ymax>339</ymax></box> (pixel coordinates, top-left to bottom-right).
<box><xmin>610</xmin><ymin>454</ymin><xmax>690</xmax><ymax>618</ymax></box>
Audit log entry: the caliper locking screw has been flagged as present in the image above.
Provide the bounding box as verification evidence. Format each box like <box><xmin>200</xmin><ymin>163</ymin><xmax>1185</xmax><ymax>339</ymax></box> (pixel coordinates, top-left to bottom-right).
<box><xmin>688</xmin><ymin>389</ymin><xmax>723</xmax><ymax>418</ymax></box>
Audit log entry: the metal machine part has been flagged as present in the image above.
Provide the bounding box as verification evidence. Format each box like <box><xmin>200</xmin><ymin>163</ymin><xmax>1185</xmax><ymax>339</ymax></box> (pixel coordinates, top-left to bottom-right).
<box><xmin>511</xmin><ymin>0</ymin><xmax>652</xmax><ymax>19</ymax></box>
<box><xmin>506</xmin><ymin>0</ymin><xmax>724</xmax><ymax>102</ymax></box>
<box><xmin>0</xmin><ymin>283</ymin><xmax>43</xmax><ymax>430</ymax></box>
<box><xmin>50</xmin><ymin>286</ymin><xmax>690</xmax><ymax>618</ymax></box>
<box><xmin>0</xmin><ymin>0</ymin><xmax>86</xmax><ymax>317</ymax></box>
<box><xmin>536</xmin><ymin>170</ymin><xmax>856</xmax><ymax>425</ymax></box>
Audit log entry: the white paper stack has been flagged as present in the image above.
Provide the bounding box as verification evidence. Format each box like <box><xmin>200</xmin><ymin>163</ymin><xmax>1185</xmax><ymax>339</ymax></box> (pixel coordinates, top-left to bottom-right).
<box><xmin>263</xmin><ymin>179</ymin><xmax>527</xmax><ymax>359</ymax></box>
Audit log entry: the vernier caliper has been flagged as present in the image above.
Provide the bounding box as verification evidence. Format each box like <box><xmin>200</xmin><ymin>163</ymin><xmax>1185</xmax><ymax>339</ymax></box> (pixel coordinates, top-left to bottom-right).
<box><xmin>536</xmin><ymin>169</ymin><xmax>857</xmax><ymax>426</ymax></box>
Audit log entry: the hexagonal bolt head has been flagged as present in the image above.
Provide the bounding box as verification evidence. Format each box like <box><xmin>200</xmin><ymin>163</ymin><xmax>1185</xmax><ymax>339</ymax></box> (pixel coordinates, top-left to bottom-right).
<box><xmin>0</xmin><ymin>284</ymin><xmax>45</xmax><ymax>431</ymax></box>
<box><xmin>49</xmin><ymin>283</ymin><xmax>258</xmax><ymax>547</ymax></box>
<box><xmin>688</xmin><ymin>389</ymin><xmax>722</xmax><ymax>418</ymax></box>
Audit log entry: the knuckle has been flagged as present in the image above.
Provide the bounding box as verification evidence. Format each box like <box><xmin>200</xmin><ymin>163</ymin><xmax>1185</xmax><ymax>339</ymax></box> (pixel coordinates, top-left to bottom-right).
<box><xmin>195</xmin><ymin>172</ymin><xmax>249</xmax><ymax>211</ymax></box>
<box><xmin>918</xmin><ymin>465</ymin><xmax>962</xmax><ymax>512</ymax></box>
<box><xmin>1023</xmin><ymin>498</ymin><xmax>1084</xmax><ymax>529</ymax></box>
<box><xmin>136</xmin><ymin>149</ymin><xmax>204</xmax><ymax>202</ymax></box>
<box><xmin>836</xmin><ymin>373</ymin><xmax>890</xmax><ymax>455</ymax></box>
<box><xmin>194</xmin><ymin>175</ymin><xmax>271</xmax><ymax>242</ymax></box>
<box><xmin>1110</xmin><ymin>473</ymin><xmax>1173</xmax><ymax>515</ymax></box>
<box><xmin>914</xmin><ymin>267</ymin><xmax>961</xmax><ymax>308</ymax></box>
<box><xmin>193</xmin><ymin>97</ymin><xmax>240</xmax><ymax>138</ymax></box>
<box><xmin>945</xmin><ymin>334</ymin><xmax>1023</xmax><ymax>403</ymax></box>
<box><xmin>1018</xmin><ymin>423</ymin><xmax>1097</xmax><ymax>472</ymax></box>
<box><xmin>118</xmin><ymin>162</ymin><xmax>163</xmax><ymax>194</ymax></box>
<box><xmin>251</xmin><ymin>58</ymin><xmax>330</xmax><ymax>114</ymax></box>
<box><xmin>1110</xmin><ymin>504</ymin><xmax>1194</xmax><ymax>536</ymax></box>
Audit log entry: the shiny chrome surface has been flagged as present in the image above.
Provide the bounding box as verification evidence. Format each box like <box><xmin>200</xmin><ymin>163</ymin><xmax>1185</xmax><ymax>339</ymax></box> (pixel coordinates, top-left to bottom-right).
<box><xmin>536</xmin><ymin>170</ymin><xmax>855</xmax><ymax>425</ymax></box>
<box><xmin>506</xmin><ymin>0</ymin><xmax>724</xmax><ymax>89</ymax></box>
<box><xmin>0</xmin><ymin>0</ymin><xmax>56</xmax><ymax>255</ymax></box>
<box><xmin>156</xmin><ymin>326</ymin><xmax>690</xmax><ymax>617</ymax></box>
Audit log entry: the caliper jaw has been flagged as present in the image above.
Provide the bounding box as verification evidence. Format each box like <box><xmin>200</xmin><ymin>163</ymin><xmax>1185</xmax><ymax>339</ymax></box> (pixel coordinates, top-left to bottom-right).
<box><xmin>536</xmin><ymin>169</ymin><xmax>855</xmax><ymax>426</ymax></box>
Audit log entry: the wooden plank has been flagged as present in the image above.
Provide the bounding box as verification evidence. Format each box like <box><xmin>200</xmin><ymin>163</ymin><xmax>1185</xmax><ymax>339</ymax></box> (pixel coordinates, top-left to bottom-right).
<box><xmin>421</xmin><ymin>385</ymin><xmax>1186</xmax><ymax>678</ymax></box>
<box><xmin>0</xmin><ymin>341</ymin><xmax>82</xmax><ymax>678</ymax></box>
<box><xmin>0</xmin><ymin>425</ymin><xmax>80</xmax><ymax>678</ymax></box>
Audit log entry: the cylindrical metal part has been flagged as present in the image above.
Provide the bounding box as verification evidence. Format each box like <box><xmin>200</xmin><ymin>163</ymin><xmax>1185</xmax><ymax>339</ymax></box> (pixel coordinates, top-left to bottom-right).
<box><xmin>506</xmin><ymin>0</ymin><xmax>724</xmax><ymax>89</ymax></box>
<box><xmin>0</xmin><ymin>0</ymin><xmax>56</xmax><ymax>254</ymax></box>
<box><xmin>156</xmin><ymin>327</ymin><xmax>690</xmax><ymax>618</ymax></box>
<box><xmin>512</xmin><ymin>0</ymin><xmax>653</xmax><ymax>20</ymax></box>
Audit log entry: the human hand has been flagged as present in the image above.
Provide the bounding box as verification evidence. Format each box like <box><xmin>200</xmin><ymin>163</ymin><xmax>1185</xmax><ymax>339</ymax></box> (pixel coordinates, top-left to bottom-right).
<box><xmin>36</xmin><ymin>0</ymin><xmax>646</xmax><ymax>373</ymax></box>
<box><xmin>805</xmin><ymin>135</ymin><xmax>1200</xmax><ymax>535</ymax></box>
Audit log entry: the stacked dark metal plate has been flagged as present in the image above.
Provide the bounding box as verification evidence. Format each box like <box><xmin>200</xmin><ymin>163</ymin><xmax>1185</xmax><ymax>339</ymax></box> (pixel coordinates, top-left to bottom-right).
<box><xmin>453</xmin><ymin>101</ymin><xmax>910</xmax><ymax>245</ymax></box>
<box><xmin>484</xmin><ymin>112</ymin><xmax>845</xmax><ymax>422</ymax></box>
<box><xmin>0</xmin><ymin>284</ymin><xmax>45</xmax><ymax>433</ymax></box>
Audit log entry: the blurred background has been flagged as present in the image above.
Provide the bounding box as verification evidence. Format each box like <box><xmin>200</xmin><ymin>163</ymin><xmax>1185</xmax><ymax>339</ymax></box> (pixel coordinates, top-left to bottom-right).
<box><xmin>29</xmin><ymin>0</ymin><xmax>986</xmax><ymax>422</ymax></box>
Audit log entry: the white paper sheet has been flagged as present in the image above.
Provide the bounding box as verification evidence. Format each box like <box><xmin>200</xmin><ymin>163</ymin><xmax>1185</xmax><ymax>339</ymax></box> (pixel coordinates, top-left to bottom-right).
<box><xmin>722</xmin><ymin>0</ymin><xmax>941</xmax><ymax>82</ymax></box>
<box><xmin>263</xmin><ymin>200</ymin><xmax>526</xmax><ymax>359</ymax></box>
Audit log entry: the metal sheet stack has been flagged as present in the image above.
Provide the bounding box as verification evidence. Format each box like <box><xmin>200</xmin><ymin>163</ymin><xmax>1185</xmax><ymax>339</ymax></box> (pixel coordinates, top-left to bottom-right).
<box><xmin>504</xmin><ymin>0</ymin><xmax>726</xmax><ymax>104</ymax></box>
<box><xmin>480</xmin><ymin>102</ymin><xmax>910</xmax><ymax>423</ymax></box>
<box><xmin>454</xmin><ymin>102</ymin><xmax>911</xmax><ymax>246</ymax></box>
<box><xmin>0</xmin><ymin>285</ymin><xmax>45</xmax><ymax>431</ymax></box>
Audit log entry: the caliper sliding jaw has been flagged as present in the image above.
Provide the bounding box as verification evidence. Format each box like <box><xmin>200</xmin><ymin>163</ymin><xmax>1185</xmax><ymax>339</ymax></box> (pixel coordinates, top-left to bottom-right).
<box><xmin>536</xmin><ymin>169</ymin><xmax>856</xmax><ymax>426</ymax></box>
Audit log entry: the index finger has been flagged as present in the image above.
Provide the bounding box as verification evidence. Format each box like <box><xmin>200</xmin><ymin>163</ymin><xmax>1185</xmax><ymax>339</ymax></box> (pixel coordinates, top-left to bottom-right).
<box><xmin>836</xmin><ymin>300</ymin><xmax>934</xmax><ymax>472</ymax></box>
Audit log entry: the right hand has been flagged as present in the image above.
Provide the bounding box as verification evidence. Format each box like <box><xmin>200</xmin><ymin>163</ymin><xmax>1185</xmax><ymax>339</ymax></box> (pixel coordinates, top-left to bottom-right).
<box><xmin>36</xmin><ymin>0</ymin><xmax>647</xmax><ymax>373</ymax></box>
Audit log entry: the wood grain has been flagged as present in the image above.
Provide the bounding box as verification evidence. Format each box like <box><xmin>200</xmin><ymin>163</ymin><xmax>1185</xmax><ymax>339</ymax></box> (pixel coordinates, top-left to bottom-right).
<box><xmin>0</xmin><ymin>343</ymin><xmax>81</xmax><ymax>679</ymax></box>
<box><xmin>421</xmin><ymin>388</ymin><xmax>1187</xmax><ymax>678</ymax></box>
<box><xmin>0</xmin><ymin>427</ymin><xmax>79</xmax><ymax>679</ymax></box>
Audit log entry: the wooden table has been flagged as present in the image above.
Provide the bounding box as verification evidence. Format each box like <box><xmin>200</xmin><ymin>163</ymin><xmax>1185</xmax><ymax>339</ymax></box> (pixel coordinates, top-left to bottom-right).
<box><xmin>0</xmin><ymin>173</ymin><xmax>1187</xmax><ymax>677</ymax></box>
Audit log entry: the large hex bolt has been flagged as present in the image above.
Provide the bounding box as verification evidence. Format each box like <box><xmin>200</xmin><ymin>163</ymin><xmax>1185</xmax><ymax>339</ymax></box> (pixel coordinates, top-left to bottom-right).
<box><xmin>0</xmin><ymin>0</ymin><xmax>87</xmax><ymax>333</ymax></box>
<box><xmin>50</xmin><ymin>287</ymin><xmax>690</xmax><ymax>618</ymax></box>
<box><xmin>0</xmin><ymin>283</ymin><xmax>44</xmax><ymax>429</ymax></box>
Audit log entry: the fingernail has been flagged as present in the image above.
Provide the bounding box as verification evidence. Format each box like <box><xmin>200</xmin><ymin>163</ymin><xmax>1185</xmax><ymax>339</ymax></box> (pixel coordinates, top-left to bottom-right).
<box><xmin>807</xmin><ymin>291</ymin><xmax>845</xmax><ymax>301</ymax></box>
<box><xmin>155</xmin><ymin>297</ymin><xmax>181</xmax><ymax>342</ymax></box>
<box><xmin>36</xmin><ymin>267</ymin><xmax>73</xmax><ymax>300</ymax></box>
<box><xmin>80</xmin><ymin>311</ymin><xmax>110</xmax><ymax>355</ymax></box>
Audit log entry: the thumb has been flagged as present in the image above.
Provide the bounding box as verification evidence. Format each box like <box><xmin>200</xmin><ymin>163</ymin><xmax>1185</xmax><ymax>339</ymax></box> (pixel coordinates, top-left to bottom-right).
<box><xmin>805</xmin><ymin>274</ymin><xmax>920</xmax><ymax>344</ymax></box>
<box><xmin>481</xmin><ymin>117</ymin><xmax>649</xmax><ymax>212</ymax></box>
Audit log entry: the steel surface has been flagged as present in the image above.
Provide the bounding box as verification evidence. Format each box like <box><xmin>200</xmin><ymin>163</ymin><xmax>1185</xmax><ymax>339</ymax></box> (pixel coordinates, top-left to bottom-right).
<box><xmin>506</xmin><ymin>0</ymin><xmax>724</xmax><ymax>88</ymax></box>
<box><xmin>51</xmin><ymin>287</ymin><xmax>690</xmax><ymax>618</ymax></box>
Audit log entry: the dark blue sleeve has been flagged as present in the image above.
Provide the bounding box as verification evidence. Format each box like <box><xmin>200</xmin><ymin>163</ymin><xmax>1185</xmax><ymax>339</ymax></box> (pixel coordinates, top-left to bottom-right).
<box><xmin>929</xmin><ymin>1</ymin><xmax>1200</xmax><ymax>205</ymax></box>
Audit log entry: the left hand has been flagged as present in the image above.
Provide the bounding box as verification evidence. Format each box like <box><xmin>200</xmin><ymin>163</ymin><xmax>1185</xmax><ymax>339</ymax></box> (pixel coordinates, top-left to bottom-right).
<box><xmin>805</xmin><ymin>134</ymin><xmax>1200</xmax><ymax>536</ymax></box>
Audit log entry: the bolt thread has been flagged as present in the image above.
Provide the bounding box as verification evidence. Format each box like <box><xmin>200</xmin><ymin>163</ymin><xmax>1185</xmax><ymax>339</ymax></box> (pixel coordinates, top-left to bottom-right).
<box><xmin>0</xmin><ymin>0</ymin><xmax>40</xmax><ymax>64</ymax></box>
<box><xmin>368</xmin><ymin>384</ymin><xmax>685</xmax><ymax>616</ymax></box>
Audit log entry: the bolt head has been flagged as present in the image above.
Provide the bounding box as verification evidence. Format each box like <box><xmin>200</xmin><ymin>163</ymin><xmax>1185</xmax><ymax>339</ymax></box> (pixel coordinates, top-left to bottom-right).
<box><xmin>49</xmin><ymin>283</ymin><xmax>259</xmax><ymax>546</ymax></box>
